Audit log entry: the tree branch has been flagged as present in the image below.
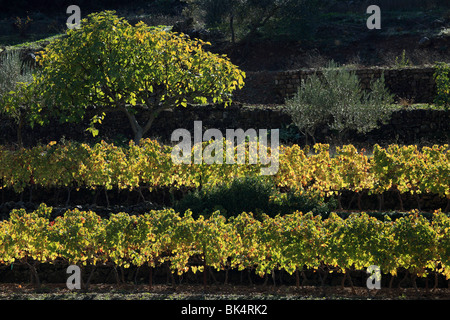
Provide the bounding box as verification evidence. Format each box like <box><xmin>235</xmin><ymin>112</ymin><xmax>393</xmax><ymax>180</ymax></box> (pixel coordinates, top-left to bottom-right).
<box><xmin>120</xmin><ymin>106</ymin><xmax>141</xmax><ymax>137</ymax></box>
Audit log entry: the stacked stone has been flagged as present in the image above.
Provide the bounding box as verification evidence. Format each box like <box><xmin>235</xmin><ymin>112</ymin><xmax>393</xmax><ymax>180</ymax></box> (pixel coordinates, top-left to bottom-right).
<box><xmin>274</xmin><ymin>66</ymin><xmax>437</xmax><ymax>103</ymax></box>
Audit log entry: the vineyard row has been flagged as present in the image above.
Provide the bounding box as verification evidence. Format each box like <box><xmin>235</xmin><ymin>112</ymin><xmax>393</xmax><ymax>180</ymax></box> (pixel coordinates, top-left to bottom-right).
<box><xmin>1</xmin><ymin>204</ymin><xmax>449</xmax><ymax>289</ymax></box>
<box><xmin>0</xmin><ymin>140</ymin><xmax>449</xmax><ymax>209</ymax></box>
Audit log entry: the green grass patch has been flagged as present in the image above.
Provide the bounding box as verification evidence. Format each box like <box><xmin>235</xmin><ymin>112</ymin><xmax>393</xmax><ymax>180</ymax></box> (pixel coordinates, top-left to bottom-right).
<box><xmin>1</xmin><ymin>33</ymin><xmax>64</xmax><ymax>49</ymax></box>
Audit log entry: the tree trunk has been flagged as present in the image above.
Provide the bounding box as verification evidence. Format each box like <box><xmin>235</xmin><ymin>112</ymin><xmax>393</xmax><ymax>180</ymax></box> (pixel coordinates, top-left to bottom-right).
<box><xmin>17</xmin><ymin>114</ymin><xmax>24</xmax><ymax>149</ymax></box>
<box><xmin>357</xmin><ymin>191</ymin><xmax>362</xmax><ymax>211</ymax></box>
<box><xmin>245</xmin><ymin>4</ymin><xmax>281</xmax><ymax>42</ymax></box>
<box><xmin>414</xmin><ymin>192</ymin><xmax>422</xmax><ymax>211</ymax></box>
<box><xmin>148</xmin><ymin>266</ymin><xmax>153</xmax><ymax>290</ymax></box>
<box><xmin>347</xmin><ymin>193</ymin><xmax>357</xmax><ymax>210</ymax></box>
<box><xmin>412</xmin><ymin>274</ymin><xmax>418</xmax><ymax>292</ymax></box>
<box><xmin>272</xmin><ymin>269</ymin><xmax>276</xmax><ymax>286</ymax></box>
<box><xmin>319</xmin><ymin>267</ymin><xmax>328</xmax><ymax>287</ymax></box>
<box><xmin>224</xmin><ymin>267</ymin><xmax>229</xmax><ymax>285</ymax></box>
<box><xmin>208</xmin><ymin>267</ymin><xmax>218</xmax><ymax>284</ymax></box>
<box><xmin>311</xmin><ymin>132</ymin><xmax>317</xmax><ymax>145</ymax></box>
<box><xmin>302</xmin><ymin>270</ymin><xmax>308</xmax><ymax>287</ymax></box>
<box><xmin>83</xmin><ymin>266</ymin><xmax>96</xmax><ymax>291</ymax></box>
<box><xmin>113</xmin><ymin>265</ymin><xmax>120</xmax><ymax>285</ymax></box>
<box><xmin>120</xmin><ymin>266</ymin><xmax>125</xmax><ymax>283</ymax></box>
<box><xmin>121</xmin><ymin>106</ymin><xmax>144</xmax><ymax>144</ymax></box>
<box><xmin>432</xmin><ymin>272</ymin><xmax>438</xmax><ymax>292</ymax></box>
<box><xmin>346</xmin><ymin>269</ymin><xmax>356</xmax><ymax>295</ymax></box>
<box><xmin>263</xmin><ymin>273</ymin><xmax>268</xmax><ymax>286</ymax></box>
<box><xmin>122</xmin><ymin>104</ymin><xmax>170</xmax><ymax>144</ymax></box>
<box><xmin>397</xmin><ymin>189</ymin><xmax>404</xmax><ymax>211</ymax></box>
<box><xmin>104</xmin><ymin>187</ymin><xmax>110</xmax><ymax>208</ymax></box>
<box><xmin>134</xmin><ymin>266</ymin><xmax>140</xmax><ymax>285</ymax></box>
<box><xmin>378</xmin><ymin>193</ymin><xmax>384</xmax><ymax>211</ymax></box>
<box><xmin>134</xmin><ymin>127</ymin><xmax>144</xmax><ymax>145</ymax></box>
<box><xmin>389</xmin><ymin>274</ymin><xmax>395</xmax><ymax>289</ymax></box>
<box><xmin>66</xmin><ymin>187</ymin><xmax>72</xmax><ymax>207</ymax></box>
<box><xmin>203</xmin><ymin>260</ymin><xmax>208</xmax><ymax>289</ymax></box>
<box><xmin>26</xmin><ymin>261</ymin><xmax>40</xmax><ymax>290</ymax></box>
<box><xmin>230</xmin><ymin>14</ymin><xmax>235</xmax><ymax>44</ymax></box>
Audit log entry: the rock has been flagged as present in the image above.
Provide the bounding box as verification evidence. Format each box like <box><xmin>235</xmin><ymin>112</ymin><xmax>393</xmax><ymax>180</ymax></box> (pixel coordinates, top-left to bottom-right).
<box><xmin>25</xmin><ymin>202</ymin><xmax>37</xmax><ymax>210</ymax></box>
<box><xmin>4</xmin><ymin>201</ymin><xmax>14</xmax><ymax>210</ymax></box>
<box><xmin>418</xmin><ymin>37</ymin><xmax>432</xmax><ymax>48</ymax></box>
<box><xmin>432</xmin><ymin>19</ymin><xmax>445</xmax><ymax>28</ymax></box>
<box><xmin>14</xmin><ymin>201</ymin><xmax>25</xmax><ymax>209</ymax></box>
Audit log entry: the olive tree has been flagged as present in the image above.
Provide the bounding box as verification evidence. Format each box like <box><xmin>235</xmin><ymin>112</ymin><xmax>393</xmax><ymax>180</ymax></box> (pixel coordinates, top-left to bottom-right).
<box><xmin>36</xmin><ymin>11</ymin><xmax>245</xmax><ymax>143</ymax></box>
<box><xmin>184</xmin><ymin>0</ymin><xmax>327</xmax><ymax>43</ymax></box>
<box><xmin>285</xmin><ymin>62</ymin><xmax>395</xmax><ymax>144</ymax></box>
<box><xmin>0</xmin><ymin>50</ymin><xmax>40</xmax><ymax>148</ymax></box>
<box><xmin>284</xmin><ymin>71</ymin><xmax>330</xmax><ymax>145</ymax></box>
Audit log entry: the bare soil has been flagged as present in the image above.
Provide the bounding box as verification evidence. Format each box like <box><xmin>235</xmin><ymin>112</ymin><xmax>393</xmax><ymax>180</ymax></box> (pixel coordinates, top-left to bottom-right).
<box><xmin>0</xmin><ymin>283</ymin><xmax>448</xmax><ymax>300</ymax></box>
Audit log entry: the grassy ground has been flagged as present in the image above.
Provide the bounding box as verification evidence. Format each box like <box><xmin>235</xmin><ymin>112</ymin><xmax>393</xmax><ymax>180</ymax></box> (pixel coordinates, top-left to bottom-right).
<box><xmin>0</xmin><ymin>34</ymin><xmax>64</xmax><ymax>50</ymax></box>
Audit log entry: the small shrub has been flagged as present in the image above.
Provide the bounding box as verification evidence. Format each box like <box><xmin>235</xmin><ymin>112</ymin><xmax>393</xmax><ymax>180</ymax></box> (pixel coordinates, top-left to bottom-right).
<box><xmin>270</xmin><ymin>190</ymin><xmax>337</xmax><ymax>217</ymax></box>
<box><xmin>434</xmin><ymin>62</ymin><xmax>450</xmax><ymax>111</ymax></box>
<box><xmin>13</xmin><ymin>16</ymin><xmax>33</xmax><ymax>37</ymax></box>
<box><xmin>394</xmin><ymin>50</ymin><xmax>410</xmax><ymax>68</ymax></box>
<box><xmin>175</xmin><ymin>176</ymin><xmax>275</xmax><ymax>219</ymax></box>
<box><xmin>0</xmin><ymin>50</ymin><xmax>36</xmax><ymax>148</ymax></box>
<box><xmin>174</xmin><ymin>176</ymin><xmax>336</xmax><ymax>219</ymax></box>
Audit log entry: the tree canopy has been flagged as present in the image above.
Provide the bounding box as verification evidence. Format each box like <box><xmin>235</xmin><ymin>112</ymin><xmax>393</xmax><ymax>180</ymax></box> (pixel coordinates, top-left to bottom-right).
<box><xmin>36</xmin><ymin>10</ymin><xmax>245</xmax><ymax>143</ymax></box>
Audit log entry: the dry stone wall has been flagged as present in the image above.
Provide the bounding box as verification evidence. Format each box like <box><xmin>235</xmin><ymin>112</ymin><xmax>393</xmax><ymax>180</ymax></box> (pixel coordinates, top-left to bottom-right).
<box><xmin>274</xmin><ymin>66</ymin><xmax>437</xmax><ymax>103</ymax></box>
<box><xmin>1</xmin><ymin>103</ymin><xmax>448</xmax><ymax>148</ymax></box>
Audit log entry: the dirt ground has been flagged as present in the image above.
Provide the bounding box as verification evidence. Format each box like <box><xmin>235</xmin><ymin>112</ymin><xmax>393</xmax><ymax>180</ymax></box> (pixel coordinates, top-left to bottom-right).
<box><xmin>0</xmin><ymin>283</ymin><xmax>448</xmax><ymax>300</ymax></box>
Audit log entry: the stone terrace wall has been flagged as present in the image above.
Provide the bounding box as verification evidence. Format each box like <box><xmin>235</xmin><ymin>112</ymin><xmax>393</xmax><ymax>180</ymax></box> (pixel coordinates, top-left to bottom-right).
<box><xmin>1</xmin><ymin>104</ymin><xmax>448</xmax><ymax>148</ymax></box>
<box><xmin>233</xmin><ymin>71</ymin><xmax>280</xmax><ymax>104</ymax></box>
<box><xmin>274</xmin><ymin>66</ymin><xmax>437</xmax><ymax>104</ymax></box>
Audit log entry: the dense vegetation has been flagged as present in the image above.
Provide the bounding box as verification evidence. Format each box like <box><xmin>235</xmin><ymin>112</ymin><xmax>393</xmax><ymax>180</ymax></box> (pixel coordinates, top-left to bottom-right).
<box><xmin>0</xmin><ymin>2</ymin><xmax>449</xmax><ymax>297</ymax></box>
<box><xmin>285</xmin><ymin>62</ymin><xmax>395</xmax><ymax>144</ymax></box>
<box><xmin>0</xmin><ymin>140</ymin><xmax>448</xmax><ymax>211</ymax></box>
<box><xmin>434</xmin><ymin>62</ymin><xmax>450</xmax><ymax>110</ymax></box>
<box><xmin>0</xmin><ymin>204</ymin><xmax>449</xmax><ymax>290</ymax></box>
